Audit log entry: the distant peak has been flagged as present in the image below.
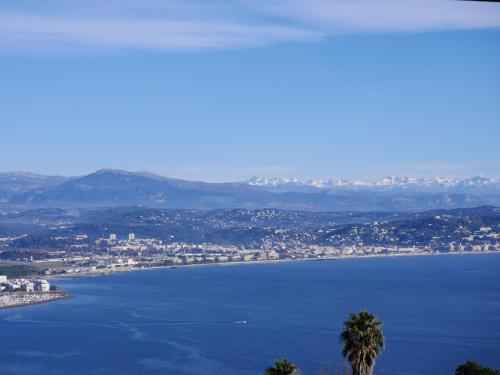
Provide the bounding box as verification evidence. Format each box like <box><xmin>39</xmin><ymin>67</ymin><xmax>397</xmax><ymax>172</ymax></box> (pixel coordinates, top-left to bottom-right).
<box><xmin>94</xmin><ymin>169</ymin><xmax>131</xmax><ymax>175</ymax></box>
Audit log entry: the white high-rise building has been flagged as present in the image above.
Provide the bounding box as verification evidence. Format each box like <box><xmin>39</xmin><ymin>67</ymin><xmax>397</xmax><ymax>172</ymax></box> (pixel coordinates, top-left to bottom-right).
<box><xmin>128</xmin><ymin>233</ymin><xmax>135</xmax><ymax>241</ymax></box>
<box><xmin>109</xmin><ymin>233</ymin><xmax>117</xmax><ymax>242</ymax></box>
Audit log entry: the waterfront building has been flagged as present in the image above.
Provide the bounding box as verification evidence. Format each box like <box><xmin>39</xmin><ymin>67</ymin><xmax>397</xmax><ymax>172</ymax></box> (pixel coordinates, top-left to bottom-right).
<box><xmin>35</xmin><ymin>280</ymin><xmax>50</xmax><ymax>292</ymax></box>
<box><xmin>267</xmin><ymin>251</ymin><xmax>280</xmax><ymax>260</ymax></box>
<box><xmin>21</xmin><ymin>282</ymin><xmax>35</xmax><ymax>292</ymax></box>
<box><xmin>256</xmin><ymin>251</ymin><xmax>267</xmax><ymax>261</ymax></box>
<box><xmin>241</xmin><ymin>254</ymin><xmax>255</xmax><ymax>262</ymax></box>
<box><xmin>342</xmin><ymin>247</ymin><xmax>354</xmax><ymax>255</ymax></box>
<box><xmin>7</xmin><ymin>282</ymin><xmax>21</xmax><ymax>292</ymax></box>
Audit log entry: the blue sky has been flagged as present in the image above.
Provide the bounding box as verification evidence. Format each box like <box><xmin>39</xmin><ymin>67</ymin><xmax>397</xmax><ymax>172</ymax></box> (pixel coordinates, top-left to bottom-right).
<box><xmin>1</xmin><ymin>0</ymin><xmax>499</xmax><ymax>181</ymax></box>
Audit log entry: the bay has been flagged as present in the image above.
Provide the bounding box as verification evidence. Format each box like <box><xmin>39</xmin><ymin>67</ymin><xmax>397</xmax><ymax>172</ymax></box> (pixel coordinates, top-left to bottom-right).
<box><xmin>1</xmin><ymin>254</ymin><xmax>500</xmax><ymax>375</ymax></box>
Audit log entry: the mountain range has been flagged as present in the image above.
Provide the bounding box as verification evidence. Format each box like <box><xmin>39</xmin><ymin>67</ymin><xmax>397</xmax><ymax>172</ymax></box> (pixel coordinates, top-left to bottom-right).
<box><xmin>246</xmin><ymin>175</ymin><xmax>500</xmax><ymax>193</ymax></box>
<box><xmin>0</xmin><ymin>169</ymin><xmax>499</xmax><ymax>211</ymax></box>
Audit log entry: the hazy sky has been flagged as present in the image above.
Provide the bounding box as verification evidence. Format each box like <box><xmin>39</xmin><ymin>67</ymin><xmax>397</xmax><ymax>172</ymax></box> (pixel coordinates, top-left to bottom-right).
<box><xmin>1</xmin><ymin>0</ymin><xmax>499</xmax><ymax>181</ymax></box>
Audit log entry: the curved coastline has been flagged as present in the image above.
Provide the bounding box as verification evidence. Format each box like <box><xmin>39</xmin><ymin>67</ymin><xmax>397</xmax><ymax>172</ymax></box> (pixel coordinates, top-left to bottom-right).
<box><xmin>51</xmin><ymin>250</ymin><xmax>500</xmax><ymax>280</ymax></box>
<box><xmin>3</xmin><ymin>249</ymin><xmax>500</xmax><ymax>375</ymax></box>
<box><xmin>7</xmin><ymin>251</ymin><xmax>498</xmax><ymax>309</ymax></box>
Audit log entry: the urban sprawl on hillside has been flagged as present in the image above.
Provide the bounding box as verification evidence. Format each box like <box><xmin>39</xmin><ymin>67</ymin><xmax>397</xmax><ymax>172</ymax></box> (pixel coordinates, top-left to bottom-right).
<box><xmin>0</xmin><ymin>206</ymin><xmax>498</xmax><ymax>278</ymax></box>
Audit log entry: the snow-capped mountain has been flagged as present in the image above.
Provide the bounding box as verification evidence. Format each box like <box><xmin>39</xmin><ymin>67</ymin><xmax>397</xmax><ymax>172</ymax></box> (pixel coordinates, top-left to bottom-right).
<box><xmin>1</xmin><ymin>170</ymin><xmax>499</xmax><ymax>211</ymax></box>
<box><xmin>246</xmin><ymin>176</ymin><xmax>500</xmax><ymax>193</ymax></box>
<box><xmin>246</xmin><ymin>176</ymin><xmax>371</xmax><ymax>190</ymax></box>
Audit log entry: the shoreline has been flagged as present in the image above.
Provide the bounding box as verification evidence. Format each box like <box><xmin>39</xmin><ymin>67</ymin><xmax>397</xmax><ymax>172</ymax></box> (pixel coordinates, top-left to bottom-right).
<box><xmin>5</xmin><ymin>251</ymin><xmax>499</xmax><ymax>308</ymax></box>
<box><xmin>0</xmin><ymin>291</ymin><xmax>70</xmax><ymax>310</ymax></box>
<box><xmin>51</xmin><ymin>250</ymin><xmax>500</xmax><ymax>280</ymax></box>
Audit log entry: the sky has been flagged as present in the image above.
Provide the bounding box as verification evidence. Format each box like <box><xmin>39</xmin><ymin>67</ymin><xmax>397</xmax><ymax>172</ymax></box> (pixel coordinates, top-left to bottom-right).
<box><xmin>1</xmin><ymin>0</ymin><xmax>499</xmax><ymax>182</ymax></box>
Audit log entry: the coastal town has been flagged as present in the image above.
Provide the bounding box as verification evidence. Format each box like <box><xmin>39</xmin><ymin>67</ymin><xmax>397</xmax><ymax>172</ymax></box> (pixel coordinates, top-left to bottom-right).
<box><xmin>1</xmin><ymin>227</ymin><xmax>499</xmax><ymax>279</ymax></box>
<box><xmin>0</xmin><ymin>275</ymin><xmax>67</xmax><ymax>309</ymax></box>
<box><xmin>1</xmin><ymin>225</ymin><xmax>498</xmax><ymax>308</ymax></box>
<box><xmin>0</xmin><ymin>206</ymin><xmax>499</xmax><ymax>290</ymax></box>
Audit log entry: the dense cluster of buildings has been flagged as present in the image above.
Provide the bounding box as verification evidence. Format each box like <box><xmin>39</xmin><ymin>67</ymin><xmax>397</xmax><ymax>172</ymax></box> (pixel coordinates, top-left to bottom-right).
<box><xmin>0</xmin><ymin>230</ymin><xmax>494</xmax><ymax>277</ymax></box>
<box><xmin>0</xmin><ymin>276</ymin><xmax>51</xmax><ymax>293</ymax></box>
<box><xmin>1</xmin><ymin>218</ymin><xmax>500</xmax><ymax>277</ymax></box>
<box><xmin>0</xmin><ymin>275</ymin><xmax>63</xmax><ymax>309</ymax></box>
<box><xmin>0</xmin><ymin>275</ymin><xmax>66</xmax><ymax>308</ymax></box>
<box><xmin>448</xmin><ymin>226</ymin><xmax>499</xmax><ymax>252</ymax></box>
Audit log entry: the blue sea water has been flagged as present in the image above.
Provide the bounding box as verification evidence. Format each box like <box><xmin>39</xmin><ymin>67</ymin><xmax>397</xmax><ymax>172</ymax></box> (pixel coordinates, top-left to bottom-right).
<box><xmin>1</xmin><ymin>254</ymin><xmax>500</xmax><ymax>375</ymax></box>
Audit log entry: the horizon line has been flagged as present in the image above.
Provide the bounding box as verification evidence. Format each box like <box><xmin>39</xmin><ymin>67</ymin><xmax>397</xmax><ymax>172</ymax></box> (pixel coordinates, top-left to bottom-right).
<box><xmin>0</xmin><ymin>168</ymin><xmax>498</xmax><ymax>183</ymax></box>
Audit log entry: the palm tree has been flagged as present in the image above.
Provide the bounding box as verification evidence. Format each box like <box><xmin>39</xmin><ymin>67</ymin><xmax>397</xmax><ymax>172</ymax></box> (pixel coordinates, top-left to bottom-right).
<box><xmin>265</xmin><ymin>358</ymin><xmax>298</xmax><ymax>375</ymax></box>
<box><xmin>455</xmin><ymin>360</ymin><xmax>500</xmax><ymax>375</ymax></box>
<box><xmin>340</xmin><ymin>310</ymin><xmax>384</xmax><ymax>375</ymax></box>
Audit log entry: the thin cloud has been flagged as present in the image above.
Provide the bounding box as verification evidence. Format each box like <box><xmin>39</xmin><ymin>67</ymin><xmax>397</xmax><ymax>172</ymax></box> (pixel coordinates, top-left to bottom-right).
<box><xmin>1</xmin><ymin>0</ymin><xmax>500</xmax><ymax>54</ymax></box>
<box><xmin>246</xmin><ymin>0</ymin><xmax>500</xmax><ymax>32</ymax></box>
<box><xmin>0</xmin><ymin>11</ymin><xmax>319</xmax><ymax>54</ymax></box>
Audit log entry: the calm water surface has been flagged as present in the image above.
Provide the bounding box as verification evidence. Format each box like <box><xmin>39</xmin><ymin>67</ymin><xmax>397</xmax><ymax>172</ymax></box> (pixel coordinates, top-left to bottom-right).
<box><xmin>1</xmin><ymin>254</ymin><xmax>500</xmax><ymax>375</ymax></box>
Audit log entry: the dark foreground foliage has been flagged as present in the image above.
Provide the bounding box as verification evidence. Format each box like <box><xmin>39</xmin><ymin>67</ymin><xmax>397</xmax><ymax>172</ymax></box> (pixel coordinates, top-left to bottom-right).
<box><xmin>456</xmin><ymin>361</ymin><xmax>500</xmax><ymax>375</ymax></box>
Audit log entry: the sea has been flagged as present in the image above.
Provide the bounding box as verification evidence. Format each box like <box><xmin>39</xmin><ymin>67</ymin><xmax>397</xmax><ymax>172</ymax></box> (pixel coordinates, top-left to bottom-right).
<box><xmin>1</xmin><ymin>254</ymin><xmax>500</xmax><ymax>375</ymax></box>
